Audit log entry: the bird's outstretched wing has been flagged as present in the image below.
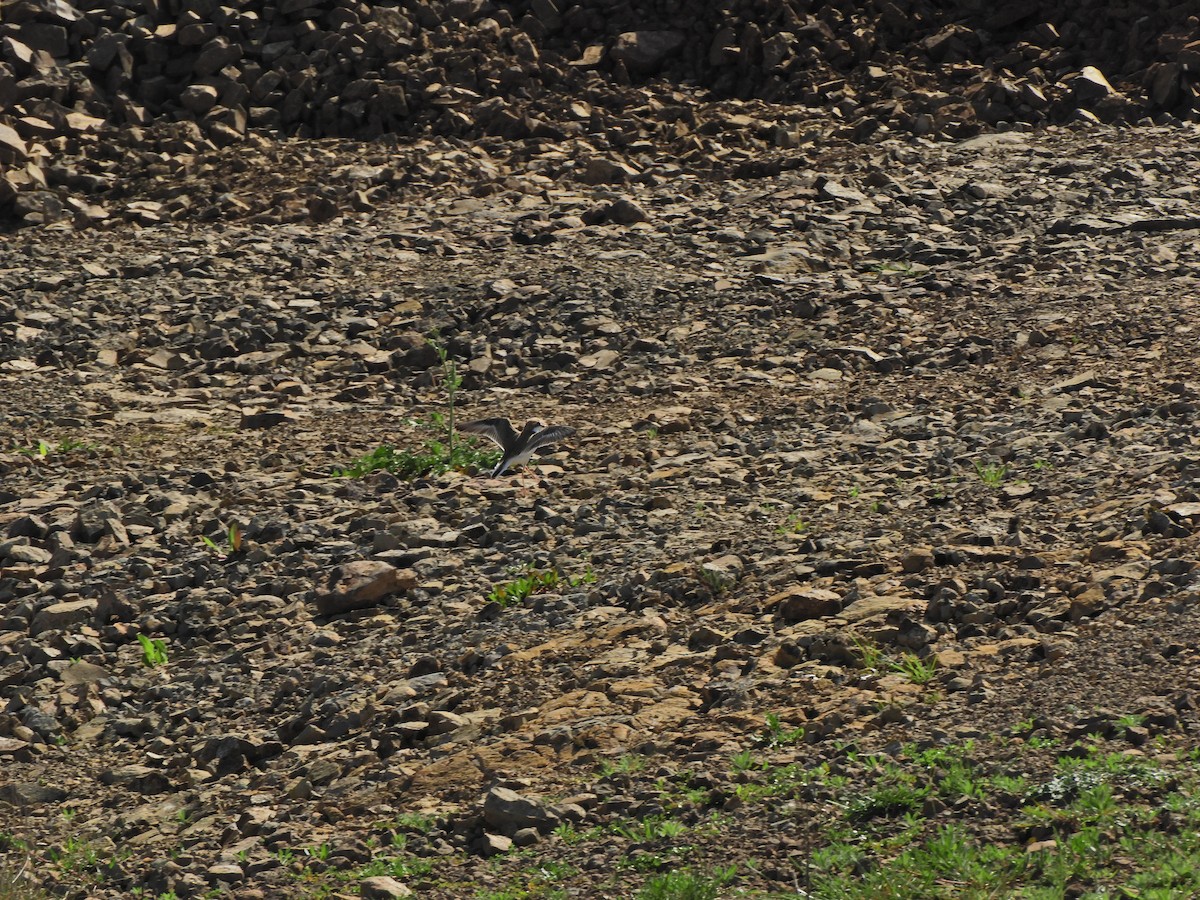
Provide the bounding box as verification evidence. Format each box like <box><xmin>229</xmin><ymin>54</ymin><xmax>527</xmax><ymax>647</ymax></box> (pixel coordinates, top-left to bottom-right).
<box><xmin>525</xmin><ymin>425</ymin><xmax>576</xmax><ymax>452</ymax></box>
<box><xmin>459</xmin><ymin>417</ymin><xmax>518</xmax><ymax>449</ymax></box>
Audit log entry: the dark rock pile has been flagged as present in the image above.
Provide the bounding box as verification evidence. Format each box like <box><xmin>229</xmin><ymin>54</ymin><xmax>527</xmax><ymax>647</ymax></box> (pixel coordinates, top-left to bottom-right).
<box><xmin>3</xmin><ymin>122</ymin><xmax>1200</xmax><ymax>897</ymax></box>
<box><xmin>2</xmin><ymin>0</ymin><xmax>1200</xmax><ymax>226</ymax></box>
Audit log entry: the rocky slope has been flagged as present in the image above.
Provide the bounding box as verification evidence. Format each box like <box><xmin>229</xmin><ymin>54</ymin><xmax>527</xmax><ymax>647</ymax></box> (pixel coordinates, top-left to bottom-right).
<box><xmin>4</xmin><ymin>1</ymin><xmax>1200</xmax><ymax>898</ymax></box>
<box><xmin>3</xmin><ymin>0</ymin><xmax>1200</xmax><ymax>226</ymax></box>
<box><xmin>2</xmin><ymin>120</ymin><xmax>1200</xmax><ymax>896</ymax></box>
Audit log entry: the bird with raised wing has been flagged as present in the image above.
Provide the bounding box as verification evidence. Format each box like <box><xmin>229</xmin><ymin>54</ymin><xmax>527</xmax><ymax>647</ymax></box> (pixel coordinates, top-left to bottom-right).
<box><xmin>459</xmin><ymin>417</ymin><xmax>576</xmax><ymax>477</ymax></box>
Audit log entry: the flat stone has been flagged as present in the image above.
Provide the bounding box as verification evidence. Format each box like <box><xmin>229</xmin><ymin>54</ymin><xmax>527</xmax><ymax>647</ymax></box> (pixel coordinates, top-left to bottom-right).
<box><xmin>0</xmin><ymin>782</ymin><xmax>68</xmax><ymax>806</ymax></box>
<box><xmin>772</xmin><ymin>587</ymin><xmax>843</xmax><ymax>621</ymax></box>
<box><xmin>30</xmin><ymin>599</ymin><xmax>99</xmax><ymax>636</ymax></box>
<box><xmin>59</xmin><ymin>661</ymin><xmax>111</xmax><ymax>684</ymax></box>
<box><xmin>482</xmin><ymin>786</ymin><xmax>560</xmax><ymax>834</ymax></box>
<box><xmin>610</xmin><ymin>30</ymin><xmax>685</xmax><ymax>73</ymax></box>
<box><xmin>314</xmin><ymin>561</ymin><xmax>417</xmax><ymax>616</ymax></box>
<box><xmin>360</xmin><ymin>876</ymin><xmax>414</xmax><ymax>898</ymax></box>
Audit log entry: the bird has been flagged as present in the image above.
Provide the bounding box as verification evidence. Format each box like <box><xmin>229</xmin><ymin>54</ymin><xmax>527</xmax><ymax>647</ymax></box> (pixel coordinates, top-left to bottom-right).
<box><xmin>458</xmin><ymin>417</ymin><xmax>576</xmax><ymax>477</ymax></box>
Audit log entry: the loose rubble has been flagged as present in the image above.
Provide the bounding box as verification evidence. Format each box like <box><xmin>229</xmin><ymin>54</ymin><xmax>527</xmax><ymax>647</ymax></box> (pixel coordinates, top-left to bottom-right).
<box><xmin>2</xmin><ymin>1</ymin><xmax>1200</xmax><ymax>898</ymax></box>
<box><xmin>3</xmin><ymin>0</ymin><xmax>1200</xmax><ymax>226</ymax></box>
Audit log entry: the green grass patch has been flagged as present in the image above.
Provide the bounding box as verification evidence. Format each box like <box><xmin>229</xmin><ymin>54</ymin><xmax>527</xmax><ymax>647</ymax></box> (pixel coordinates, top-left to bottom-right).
<box><xmin>802</xmin><ymin>736</ymin><xmax>1200</xmax><ymax>898</ymax></box>
<box><xmin>637</xmin><ymin>866</ymin><xmax>737</xmax><ymax>900</ymax></box>
<box><xmin>333</xmin><ymin>426</ymin><xmax>498</xmax><ymax>479</ymax></box>
<box><xmin>489</xmin><ymin>564</ymin><xmax>595</xmax><ymax>608</ymax></box>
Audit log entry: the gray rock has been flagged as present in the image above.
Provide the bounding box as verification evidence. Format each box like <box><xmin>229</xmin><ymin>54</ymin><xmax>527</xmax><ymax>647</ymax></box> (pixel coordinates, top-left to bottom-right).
<box><xmin>59</xmin><ymin>661</ymin><xmax>111</xmax><ymax>685</ymax></box>
<box><xmin>206</xmin><ymin>863</ymin><xmax>244</xmax><ymax>883</ymax></box>
<box><xmin>1072</xmin><ymin>66</ymin><xmax>1116</xmax><ymax>103</ymax></box>
<box><xmin>482</xmin><ymin>786</ymin><xmax>560</xmax><ymax>835</ymax></box>
<box><xmin>480</xmin><ymin>832</ymin><xmax>513</xmax><ymax>856</ymax></box>
<box><xmin>72</xmin><ymin>500</ymin><xmax>124</xmax><ymax>543</ymax></box>
<box><xmin>0</xmin><ymin>541</ymin><xmax>51</xmax><ymax>564</ymax></box>
<box><xmin>0</xmin><ymin>782</ymin><xmax>68</xmax><ymax>806</ymax></box>
<box><xmin>314</xmin><ymin>561</ymin><xmax>416</xmax><ymax>616</ymax></box>
<box><xmin>360</xmin><ymin>875</ymin><xmax>414</xmax><ymax>898</ymax></box>
<box><xmin>180</xmin><ymin>84</ymin><xmax>219</xmax><ymax>114</ymax></box>
<box><xmin>611</xmin><ymin>31</ymin><xmax>685</xmax><ymax>74</ymax></box>
<box><xmin>30</xmin><ymin>598</ymin><xmax>99</xmax><ymax>635</ymax></box>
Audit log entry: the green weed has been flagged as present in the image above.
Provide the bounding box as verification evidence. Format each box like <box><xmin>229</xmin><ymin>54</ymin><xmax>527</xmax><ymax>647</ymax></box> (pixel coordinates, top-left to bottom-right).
<box><xmin>973</xmin><ymin>460</ymin><xmax>1008</xmax><ymax>486</ymax></box>
<box><xmin>758</xmin><ymin>713</ymin><xmax>805</xmax><ymax>748</ymax></box>
<box><xmin>697</xmin><ymin>564</ymin><xmax>734</xmax><ymax>595</ymax></box>
<box><xmin>334</xmin><ymin>339</ymin><xmax>497</xmax><ymax>479</ymax></box>
<box><xmin>775</xmin><ymin>513</ymin><xmax>808</xmax><ymax>535</ymax></box>
<box><xmin>613</xmin><ymin>815</ymin><xmax>687</xmax><ymax>842</ymax></box>
<box><xmin>890</xmin><ymin>652</ymin><xmax>938</xmax><ymax>685</ymax></box>
<box><xmin>304</xmin><ymin>843</ymin><xmax>331</xmax><ymax>862</ymax></box>
<box><xmin>388</xmin><ymin>812</ymin><xmax>436</xmax><ymax>833</ymax></box>
<box><xmin>852</xmin><ymin>636</ymin><xmax>885</xmax><ymax>670</ymax></box>
<box><xmin>332</xmin><ymin>431</ymin><xmax>496</xmax><ymax>480</ymax></box>
<box><xmin>598</xmin><ymin>754</ymin><xmax>647</xmax><ymax>778</ymax></box>
<box><xmin>730</xmin><ymin>750</ymin><xmax>764</xmax><ymax>774</ymax></box>
<box><xmin>845</xmin><ymin>781</ymin><xmax>930</xmax><ymax>821</ymax></box>
<box><xmin>137</xmin><ymin>634</ymin><xmax>168</xmax><ymax>667</ymax></box>
<box><xmin>637</xmin><ymin>865</ymin><xmax>736</xmax><ymax>900</ymax></box>
<box><xmin>867</xmin><ymin>260</ymin><xmax>916</xmax><ymax>277</ymax></box>
<box><xmin>16</xmin><ymin>438</ymin><xmax>96</xmax><ymax>458</ymax></box>
<box><xmin>356</xmin><ymin>854</ymin><xmax>434</xmax><ymax>880</ymax></box>
<box><xmin>489</xmin><ymin>565</ymin><xmax>594</xmax><ymax>608</ymax></box>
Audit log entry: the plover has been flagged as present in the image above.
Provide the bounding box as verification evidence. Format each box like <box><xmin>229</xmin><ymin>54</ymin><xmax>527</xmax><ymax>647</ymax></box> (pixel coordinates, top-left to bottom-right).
<box><xmin>459</xmin><ymin>417</ymin><xmax>576</xmax><ymax>476</ymax></box>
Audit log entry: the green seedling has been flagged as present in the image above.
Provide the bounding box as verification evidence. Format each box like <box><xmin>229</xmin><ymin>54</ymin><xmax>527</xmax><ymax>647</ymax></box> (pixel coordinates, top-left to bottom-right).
<box><xmin>758</xmin><ymin>713</ymin><xmax>805</xmax><ymax>747</ymax></box>
<box><xmin>201</xmin><ymin>522</ymin><xmax>243</xmax><ymax>557</ymax></box>
<box><xmin>489</xmin><ymin>567</ymin><xmax>558</xmax><ymax>607</ymax></box>
<box><xmin>305</xmin><ymin>843</ymin><xmax>331</xmax><ymax>861</ymax></box>
<box><xmin>974</xmin><ymin>460</ymin><xmax>1008</xmax><ymax>486</ymax></box>
<box><xmin>775</xmin><ymin>513</ymin><xmax>808</xmax><ymax>535</ymax></box>
<box><xmin>137</xmin><ymin>634</ymin><xmax>168</xmax><ymax>667</ymax></box>
<box><xmin>730</xmin><ymin>750</ymin><xmax>765</xmax><ymax>773</ymax></box>
<box><xmin>552</xmin><ymin>822</ymin><xmax>580</xmax><ymax>845</ymax></box>
<box><xmin>16</xmin><ymin>438</ymin><xmax>95</xmax><ymax>458</ymax></box>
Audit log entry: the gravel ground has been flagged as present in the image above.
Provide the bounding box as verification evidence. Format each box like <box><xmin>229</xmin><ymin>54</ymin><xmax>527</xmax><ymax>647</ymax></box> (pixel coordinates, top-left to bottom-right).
<box><xmin>2</xmin><ymin>118</ymin><xmax>1200</xmax><ymax>897</ymax></box>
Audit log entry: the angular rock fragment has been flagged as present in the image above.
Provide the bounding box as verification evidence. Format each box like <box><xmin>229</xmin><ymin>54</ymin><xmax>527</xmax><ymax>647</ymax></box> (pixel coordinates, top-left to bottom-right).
<box><xmin>314</xmin><ymin>561</ymin><xmax>416</xmax><ymax>616</ymax></box>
